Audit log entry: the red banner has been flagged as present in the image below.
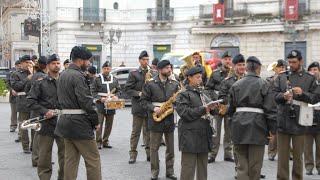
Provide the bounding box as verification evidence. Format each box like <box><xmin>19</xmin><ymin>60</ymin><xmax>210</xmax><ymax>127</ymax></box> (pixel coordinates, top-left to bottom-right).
<box><xmin>213</xmin><ymin>3</ymin><xmax>224</xmax><ymax>24</ymax></box>
<box><xmin>285</xmin><ymin>0</ymin><xmax>298</xmax><ymax>21</ymax></box>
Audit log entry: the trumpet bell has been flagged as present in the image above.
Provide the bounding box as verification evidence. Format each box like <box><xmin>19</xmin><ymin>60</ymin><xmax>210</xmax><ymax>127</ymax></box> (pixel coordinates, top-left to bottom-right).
<box><xmin>267</xmin><ymin>62</ymin><xmax>277</xmax><ymax>72</ymax></box>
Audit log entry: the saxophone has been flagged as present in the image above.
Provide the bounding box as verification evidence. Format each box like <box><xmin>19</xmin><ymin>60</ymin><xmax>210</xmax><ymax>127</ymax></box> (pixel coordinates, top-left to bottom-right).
<box><xmin>145</xmin><ymin>68</ymin><xmax>151</xmax><ymax>83</ymax></box>
<box><xmin>152</xmin><ymin>90</ymin><xmax>181</xmax><ymax>122</ymax></box>
<box><xmin>218</xmin><ymin>66</ymin><xmax>232</xmax><ymax>115</ymax></box>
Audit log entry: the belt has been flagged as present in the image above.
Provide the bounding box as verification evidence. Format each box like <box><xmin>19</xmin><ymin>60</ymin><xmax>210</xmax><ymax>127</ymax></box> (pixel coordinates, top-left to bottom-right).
<box><xmin>152</xmin><ymin>102</ymin><xmax>172</xmax><ymax>107</ymax></box>
<box><xmin>17</xmin><ymin>92</ymin><xmax>26</xmax><ymax>96</ymax></box>
<box><xmin>60</xmin><ymin>109</ymin><xmax>87</xmax><ymax>115</ymax></box>
<box><xmin>292</xmin><ymin>100</ymin><xmax>308</xmax><ymax>107</ymax></box>
<box><xmin>236</xmin><ymin>107</ymin><xmax>264</xmax><ymax>114</ymax></box>
<box><xmin>98</xmin><ymin>92</ymin><xmax>114</xmax><ymax>97</ymax></box>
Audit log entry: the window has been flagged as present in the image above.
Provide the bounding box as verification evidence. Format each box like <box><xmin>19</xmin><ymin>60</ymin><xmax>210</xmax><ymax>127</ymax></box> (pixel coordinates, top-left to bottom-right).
<box><xmin>83</xmin><ymin>0</ymin><xmax>99</xmax><ymax>21</ymax></box>
<box><xmin>21</xmin><ymin>23</ymin><xmax>29</xmax><ymax>40</ymax></box>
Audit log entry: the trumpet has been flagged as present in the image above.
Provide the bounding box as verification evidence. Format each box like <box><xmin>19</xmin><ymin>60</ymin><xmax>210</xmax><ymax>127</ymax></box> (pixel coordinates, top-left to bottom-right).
<box><xmin>20</xmin><ymin>110</ymin><xmax>60</xmax><ymax>131</ymax></box>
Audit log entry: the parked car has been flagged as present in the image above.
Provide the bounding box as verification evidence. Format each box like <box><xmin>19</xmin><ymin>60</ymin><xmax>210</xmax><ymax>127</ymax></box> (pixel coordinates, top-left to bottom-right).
<box><xmin>111</xmin><ymin>67</ymin><xmax>138</xmax><ymax>105</ymax></box>
<box><xmin>0</xmin><ymin>67</ymin><xmax>11</xmax><ymax>81</ymax></box>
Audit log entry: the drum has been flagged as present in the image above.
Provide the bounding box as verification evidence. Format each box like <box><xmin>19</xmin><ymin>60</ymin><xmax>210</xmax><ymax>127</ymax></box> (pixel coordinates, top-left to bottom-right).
<box><xmin>105</xmin><ymin>99</ymin><xmax>125</xmax><ymax>109</ymax></box>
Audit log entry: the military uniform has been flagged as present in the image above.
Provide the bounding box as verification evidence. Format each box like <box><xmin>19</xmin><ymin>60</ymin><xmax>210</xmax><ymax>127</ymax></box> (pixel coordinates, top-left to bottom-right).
<box><xmin>92</xmin><ymin>70</ymin><xmax>121</xmax><ymax>149</ymax></box>
<box><xmin>10</xmin><ymin>57</ymin><xmax>33</xmax><ymax>153</ymax></box>
<box><xmin>55</xmin><ymin>46</ymin><xmax>101</xmax><ymax>180</ymax></box>
<box><xmin>27</xmin><ymin>74</ymin><xmax>64</xmax><ymax>180</ymax></box>
<box><xmin>140</xmin><ymin>65</ymin><xmax>180</xmax><ymax>179</ymax></box>
<box><xmin>206</xmin><ymin>66</ymin><xmax>233</xmax><ymax>161</ymax></box>
<box><xmin>175</xmin><ymin>67</ymin><xmax>216</xmax><ymax>180</ymax></box>
<box><xmin>6</xmin><ymin>70</ymin><xmax>18</xmax><ymax>132</ymax></box>
<box><xmin>125</xmin><ymin>64</ymin><xmax>157</xmax><ymax>163</ymax></box>
<box><xmin>273</xmin><ymin>51</ymin><xmax>318</xmax><ymax>180</ymax></box>
<box><xmin>228</xmin><ymin>57</ymin><xmax>277</xmax><ymax>180</ymax></box>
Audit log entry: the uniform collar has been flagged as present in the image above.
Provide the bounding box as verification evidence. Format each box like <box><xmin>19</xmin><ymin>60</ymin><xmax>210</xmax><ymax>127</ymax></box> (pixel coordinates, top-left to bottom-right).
<box><xmin>68</xmin><ymin>63</ymin><xmax>84</xmax><ymax>72</ymax></box>
<box><xmin>291</xmin><ymin>68</ymin><xmax>306</xmax><ymax>76</ymax></box>
<box><xmin>154</xmin><ymin>75</ymin><xmax>170</xmax><ymax>83</ymax></box>
<box><xmin>246</xmin><ymin>72</ymin><xmax>260</xmax><ymax>78</ymax></box>
<box><xmin>185</xmin><ymin>84</ymin><xmax>203</xmax><ymax>93</ymax></box>
<box><xmin>47</xmin><ymin>73</ymin><xmax>58</xmax><ymax>81</ymax></box>
<box><xmin>139</xmin><ymin>66</ymin><xmax>149</xmax><ymax>72</ymax></box>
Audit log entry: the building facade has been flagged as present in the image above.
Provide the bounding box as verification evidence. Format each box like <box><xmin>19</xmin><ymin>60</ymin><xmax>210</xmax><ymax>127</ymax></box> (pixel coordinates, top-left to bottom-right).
<box><xmin>1</xmin><ymin>0</ymin><xmax>320</xmax><ymax>71</ymax></box>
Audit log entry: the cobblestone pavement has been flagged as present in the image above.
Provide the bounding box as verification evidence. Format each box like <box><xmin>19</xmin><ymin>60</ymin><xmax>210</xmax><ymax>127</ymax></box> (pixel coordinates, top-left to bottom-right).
<box><xmin>0</xmin><ymin>103</ymin><xmax>319</xmax><ymax>180</ymax></box>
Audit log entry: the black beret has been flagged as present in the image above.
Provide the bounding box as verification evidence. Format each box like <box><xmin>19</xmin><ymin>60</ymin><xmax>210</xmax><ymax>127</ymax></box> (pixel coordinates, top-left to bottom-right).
<box><xmin>287</xmin><ymin>50</ymin><xmax>302</xmax><ymax>59</ymax></box>
<box><xmin>222</xmin><ymin>51</ymin><xmax>232</xmax><ymax>58</ymax></box>
<box><xmin>152</xmin><ymin>58</ymin><xmax>159</xmax><ymax>65</ymax></box>
<box><xmin>139</xmin><ymin>50</ymin><xmax>149</xmax><ymax>59</ymax></box>
<box><xmin>32</xmin><ymin>55</ymin><xmax>37</xmax><ymax>60</ymax></box>
<box><xmin>88</xmin><ymin>66</ymin><xmax>97</xmax><ymax>74</ymax></box>
<box><xmin>70</xmin><ymin>46</ymin><xmax>93</xmax><ymax>60</ymax></box>
<box><xmin>63</xmin><ymin>59</ymin><xmax>70</xmax><ymax>65</ymax></box>
<box><xmin>232</xmin><ymin>54</ymin><xmax>245</xmax><ymax>64</ymax></box>
<box><xmin>15</xmin><ymin>60</ymin><xmax>21</xmax><ymax>65</ymax></box>
<box><xmin>102</xmin><ymin>61</ymin><xmax>110</xmax><ymax>68</ymax></box>
<box><xmin>246</xmin><ymin>56</ymin><xmax>262</xmax><ymax>65</ymax></box>
<box><xmin>47</xmin><ymin>54</ymin><xmax>60</xmax><ymax>64</ymax></box>
<box><xmin>308</xmin><ymin>62</ymin><xmax>320</xmax><ymax>71</ymax></box>
<box><xmin>20</xmin><ymin>55</ymin><xmax>32</xmax><ymax>62</ymax></box>
<box><xmin>157</xmin><ymin>60</ymin><xmax>170</xmax><ymax>69</ymax></box>
<box><xmin>276</xmin><ymin>59</ymin><xmax>285</xmax><ymax>67</ymax></box>
<box><xmin>38</xmin><ymin>56</ymin><xmax>48</xmax><ymax>65</ymax></box>
<box><xmin>185</xmin><ymin>67</ymin><xmax>203</xmax><ymax>76</ymax></box>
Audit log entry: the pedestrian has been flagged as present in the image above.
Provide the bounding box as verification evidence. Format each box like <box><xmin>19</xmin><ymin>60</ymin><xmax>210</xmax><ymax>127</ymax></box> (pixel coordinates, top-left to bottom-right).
<box><xmin>175</xmin><ymin>66</ymin><xmax>218</xmax><ymax>180</ymax></box>
<box><xmin>140</xmin><ymin>60</ymin><xmax>180</xmax><ymax>180</ymax></box>
<box><xmin>228</xmin><ymin>56</ymin><xmax>276</xmax><ymax>180</ymax></box>
<box><xmin>92</xmin><ymin>60</ymin><xmax>121</xmax><ymax>149</ymax></box>
<box><xmin>205</xmin><ymin>51</ymin><xmax>233</xmax><ymax>164</ymax></box>
<box><xmin>274</xmin><ymin>50</ymin><xmax>319</xmax><ymax>180</ymax></box>
<box><xmin>27</xmin><ymin>54</ymin><xmax>65</xmax><ymax>180</ymax></box>
<box><xmin>125</xmin><ymin>50</ymin><xmax>157</xmax><ymax>164</ymax></box>
<box><xmin>10</xmin><ymin>55</ymin><xmax>34</xmax><ymax>154</ymax></box>
<box><xmin>55</xmin><ymin>46</ymin><xmax>101</xmax><ymax>180</ymax></box>
<box><xmin>304</xmin><ymin>61</ymin><xmax>320</xmax><ymax>175</ymax></box>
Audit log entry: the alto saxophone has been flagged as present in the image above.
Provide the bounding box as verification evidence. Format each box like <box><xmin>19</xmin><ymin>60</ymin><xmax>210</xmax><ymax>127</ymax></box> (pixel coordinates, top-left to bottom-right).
<box><xmin>145</xmin><ymin>68</ymin><xmax>151</xmax><ymax>83</ymax></box>
<box><xmin>152</xmin><ymin>90</ymin><xmax>181</xmax><ymax>122</ymax></box>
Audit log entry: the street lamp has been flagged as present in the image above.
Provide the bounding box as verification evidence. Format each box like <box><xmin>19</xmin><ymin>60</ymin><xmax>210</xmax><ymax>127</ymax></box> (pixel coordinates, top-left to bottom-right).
<box><xmin>284</xmin><ymin>22</ymin><xmax>309</xmax><ymax>49</ymax></box>
<box><xmin>99</xmin><ymin>28</ymin><xmax>122</xmax><ymax>66</ymax></box>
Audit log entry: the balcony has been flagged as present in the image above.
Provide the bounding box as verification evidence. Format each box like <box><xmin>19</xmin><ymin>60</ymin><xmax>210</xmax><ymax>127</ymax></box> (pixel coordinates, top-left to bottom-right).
<box><xmin>147</xmin><ymin>8</ymin><xmax>174</xmax><ymax>22</ymax></box>
<box><xmin>198</xmin><ymin>4</ymin><xmax>248</xmax><ymax>20</ymax></box>
<box><xmin>225</xmin><ymin>6</ymin><xmax>248</xmax><ymax>19</ymax></box>
<box><xmin>199</xmin><ymin>4</ymin><xmax>213</xmax><ymax>19</ymax></box>
<box><xmin>79</xmin><ymin>8</ymin><xmax>106</xmax><ymax>23</ymax></box>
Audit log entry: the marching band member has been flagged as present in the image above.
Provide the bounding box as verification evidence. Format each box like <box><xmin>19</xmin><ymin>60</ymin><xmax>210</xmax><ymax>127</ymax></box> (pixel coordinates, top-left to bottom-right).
<box><xmin>55</xmin><ymin>46</ymin><xmax>101</xmax><ymax>180</ymax></box>
<box><xmin>125</xmin><ymin>51</ymin><xmax>156</xmax><ymax>164</ymax></box>
<box><xmin>273</xmin><ymin>50</ymin><xmax>318</xmax><ymax>180</ymax></box>
<box><xmin>92</xmin><ymin>61</ymin><xmax>121</xmax><ymax>149</ymax></box>
<box><xmin>140</xmin><ymin>60</ymin><xmax>180</xmax><ymax>180</ymax></box>
<box><xmin>27</xmin><ymin>54</ymin><xmax>64</xmax><ymax>180</ymax></box>
<box><xmin>304</xmin><ymin>61</ymin><xmax>320</xmax><ymax>175</ymax></box>
<box><xmin>175</xmin><ymin>67</ymin><xmax>218</xmax><ymax>180</ymax></box>
<box><xmin>10</xmin><ymin>55</ymin><xmax>34</xmax><ymax>154</ymax></box>
<box><xmin>228</xmin><ymin>56</ymin><xmax>276</xmax><ymax>180</ymax></box>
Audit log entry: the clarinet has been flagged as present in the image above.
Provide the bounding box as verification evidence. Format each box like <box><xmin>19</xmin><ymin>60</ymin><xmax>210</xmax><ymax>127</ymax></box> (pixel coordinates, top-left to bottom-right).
<box><xmin>284</xmin><ymin>62</ymin><xmax>296</xmax><ymax>119</ymax></box>
<box><xmin>199</xmin><ymin>87</ymin><xmax>217</xmax><ymax>137</ymax></box>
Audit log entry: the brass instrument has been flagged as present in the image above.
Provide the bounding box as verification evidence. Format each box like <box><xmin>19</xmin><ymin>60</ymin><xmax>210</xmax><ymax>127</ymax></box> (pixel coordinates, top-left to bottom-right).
<box><xmin>21</xmin><ymin>110</ymin><xmax>59</xmax><ymax>131</ymax></box>
<box><xmin>218</xmin><ymin>65</ymin><xmax>232</xmax><ymax>116</ymax></box>
<box><xmin>28</xmin><ymin>61</ymin><xmax>35</xmax><ymax>74</ymax></box>
<box><xmin>267</xmin><ymin>62</ymin><xmax>279</xmax><ymax>74</ymax></box>
<box><xmin>180</xmin><ymin>54</ymin><xmax>195</xmax><ymax>78</ymax></box>
<box><xmin>105</xmin><ymin>100</ymin><xmax>125</xmax><ymax>109</ymax></box>
<box><xmin>152</xmin><ymin>90</ymin><xmax>181</xmax><ymax>122</ymax></box>
<box><xmin>145</xmin><ymin>68</ymin><xmax>151</xmax><ymax>83</ymax></box>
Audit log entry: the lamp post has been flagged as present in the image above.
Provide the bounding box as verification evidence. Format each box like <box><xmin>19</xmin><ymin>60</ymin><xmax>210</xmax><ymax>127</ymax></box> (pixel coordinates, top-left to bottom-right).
<box><xmin>284</xmin><ymin>22</ymin><xmax>309</xmax><ymax>50</ymax></box>
<box><xmin>99</xmin><ymin>28</ymin><xmax>122</xmax><ymax>66</ymax></box>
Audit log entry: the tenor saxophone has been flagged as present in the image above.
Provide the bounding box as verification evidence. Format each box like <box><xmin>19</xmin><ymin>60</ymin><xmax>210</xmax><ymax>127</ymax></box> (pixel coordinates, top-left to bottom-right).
<box><xmin>152</xmin><ymin>90</ymin><xmax>181</xmax><ymax>122</ymax></box>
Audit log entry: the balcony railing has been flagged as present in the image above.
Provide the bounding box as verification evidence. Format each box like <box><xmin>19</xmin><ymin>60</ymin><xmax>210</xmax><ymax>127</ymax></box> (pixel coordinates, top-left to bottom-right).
<box><xmin>79</xmin><ymin>8</ymin><xmax>106</xmax><ymax>22</ymax></box>
<box><xmin>199</xmin><ymin>4</ymin><xmax>213</xmax><ymax>19</ymax></box>
<box><xmin>198</xmin><ymin>4</ymin><xmax>248</xmax><ymax>19</ymax></box>
<box><xmin>147</xmin><ymin>8</ymin><xmax>174</xmax><ymax>22</ymax></box>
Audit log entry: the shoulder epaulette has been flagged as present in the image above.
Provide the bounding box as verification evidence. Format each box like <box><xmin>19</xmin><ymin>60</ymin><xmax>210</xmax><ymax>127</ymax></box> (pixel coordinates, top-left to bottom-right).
<box><xmin>148</xmin><ymin>78</ymin><xmax>155</xmax><ymax>81</ymax></box>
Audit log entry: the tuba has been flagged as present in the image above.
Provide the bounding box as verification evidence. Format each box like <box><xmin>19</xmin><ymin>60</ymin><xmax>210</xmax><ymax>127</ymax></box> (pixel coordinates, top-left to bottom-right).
<box><xmin>180</xmin><ymin>54</ymin><xmax>195</xmax><ymax>78</ymax></box>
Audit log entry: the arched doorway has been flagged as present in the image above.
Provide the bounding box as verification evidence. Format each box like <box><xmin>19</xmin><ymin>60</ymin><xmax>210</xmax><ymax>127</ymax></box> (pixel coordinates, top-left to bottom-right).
<box><xmin>210</xmin><ymin>34</ymin><xmax>240</xmax><ymax>57</ymax></box>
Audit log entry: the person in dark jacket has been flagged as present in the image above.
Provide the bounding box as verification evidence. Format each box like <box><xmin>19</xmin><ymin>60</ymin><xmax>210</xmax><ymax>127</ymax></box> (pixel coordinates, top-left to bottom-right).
<box><xmin>87</xmin><ymin>65</ymin><xmax>97</xmax><ymax>88</ymax></box>
<box><xmin>205</xmin><ymin>51</ymin><xmax>233</xmax><ymax>163</ymax></box>
<box><xmin>27</xmin><ymin>55</ymin><xmax>64</xmax><ymax>180</ymax></box>
<box><xmin>92</xmin><ymin>61</ymin><xmax>121</xmax><ymax>149</ymax></box>
<box><xmin>192</xmin><ymin>52</ymin><xmax>207</xmax><ymax>85</ymax></box>
<box><xmin>55</xmin><ymin>46</ymin><xmax>101</xmax><ymax>180</ymax></box>
<box><xmin>63</xmin><ymin>59</ymin><xmax>70</xmax><ymax>70</ymax></box>
<box><xmin>140</xmin><ymin>60</ymin><xmax>180</xmax><ymax>180</ymax></box>
<box><xmin>30</xmin><ymin>55</ymin><xmax>48</xmax><ymax>167</ymax></box>
<box><xmin>8</xmin><ymin>60</ymin><xmax>21</xmax><ymax>133</ymax></box>
<box><xmin>265</xmin><ymin>59</ymin><xmax>285</xmax><ymax>161</ymax></box>
<box><xmin>274</xmin><ymin>50</ymin><xmax>319</xmax><ymax>180</ymax></box>
<box><xmin>10</xmin><ymin>55</ymin><xmax>34</xmax><ymax>154</ymax></box>
<box><xmin>228</xmin><ymin>56</ymin><xmax>276</xmax><ymax>180</ymax></box>
<box><xmin>125</xmin><ymin>50</ymin><xmax>157</xmax><ymax>164</ymax></box>
<box><xmin>151</xmin><ymin>58</ymin><xmax>159</xmax><ymax>70</ymax></box>
<box><xmin>304</xmin><ymin>61</ymin><xmax>320</xmax><ymax>175</ymax></box>
<box><xmin>175</xmin><ymin>67</ymin><xmax>218</xmax><ymax>180</ymax></box>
